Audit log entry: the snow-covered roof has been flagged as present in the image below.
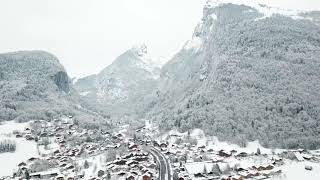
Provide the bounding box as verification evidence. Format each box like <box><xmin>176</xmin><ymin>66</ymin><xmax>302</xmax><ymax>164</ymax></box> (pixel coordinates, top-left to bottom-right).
<box><xmin>184</xmin><ymin>161</ymin><xmax>215</xmax><ymax>175</ymax></box>
<box><xmin>30</xmin><ymin>168</ymin><xmax>60</xmax><ymax>176</ymax></box>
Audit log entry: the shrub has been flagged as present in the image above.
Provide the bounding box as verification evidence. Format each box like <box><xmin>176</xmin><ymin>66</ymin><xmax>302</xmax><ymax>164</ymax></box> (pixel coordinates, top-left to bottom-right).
<box><xmin>0</xmin><ymin>139</ymin><xmax>16</xmax><ymax>153</ymax></box>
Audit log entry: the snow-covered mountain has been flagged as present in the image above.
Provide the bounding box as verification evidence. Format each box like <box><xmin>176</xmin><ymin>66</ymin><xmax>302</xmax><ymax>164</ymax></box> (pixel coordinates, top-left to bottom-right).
<box><xmin>144</xmin><ymin>2</ymin><xmax>320</xmax><ymax>149</ymax></box>
<box><xmin>74</xmin><ymin>44</ymin><xmax>160</xmax><ymax>119</ymax></box>
<box><xmin>0</xmin><ymin>51</ymin><xmax>75</xmax><ymax>121</ymax></box>
<box><xmin>0</xmin><ymin>50</ymin><xmax>107</xmax><ymax>122</ymax></box>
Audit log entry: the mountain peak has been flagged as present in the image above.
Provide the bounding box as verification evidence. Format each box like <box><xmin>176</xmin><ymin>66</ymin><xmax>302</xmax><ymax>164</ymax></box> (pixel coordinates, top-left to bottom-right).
<box><xmin>204</xmin><ymin>0</ymin><xmax>304</xmax><ymax>19</ymax></box>
<box><xmin>131</xmin><ymin>43</ymin><xmax>148</xmax><ymax>57</ymax></box>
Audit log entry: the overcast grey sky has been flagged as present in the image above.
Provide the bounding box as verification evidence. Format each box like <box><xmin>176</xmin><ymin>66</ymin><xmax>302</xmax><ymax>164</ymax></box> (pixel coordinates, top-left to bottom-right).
<box><xmin>0</xmin><ymin>0</ymin><xmax>320</xmax><ymax>77</ymax></box>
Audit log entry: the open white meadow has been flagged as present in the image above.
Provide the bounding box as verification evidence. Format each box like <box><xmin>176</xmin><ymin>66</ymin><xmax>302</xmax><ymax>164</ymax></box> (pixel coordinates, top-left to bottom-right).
<box><xmin>0</xmin><ymin>121</ymin><xmax>38</xmax><ymax>177</ymax></box>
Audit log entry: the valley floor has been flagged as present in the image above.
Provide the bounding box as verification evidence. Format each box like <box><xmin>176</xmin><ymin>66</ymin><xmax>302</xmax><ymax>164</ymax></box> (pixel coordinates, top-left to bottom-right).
<box><xmin>0</xmin><ymin>120</ymin><xmax>320</xmax><ymax>180</ymax></box>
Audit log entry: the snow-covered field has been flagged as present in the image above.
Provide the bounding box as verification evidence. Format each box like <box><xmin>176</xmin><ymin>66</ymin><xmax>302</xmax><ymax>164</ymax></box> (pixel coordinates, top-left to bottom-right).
<box><xmin>270</xmin><ymin>161</ymin><xmax>320</xmax><ymax>180</ymax></box>
<box><xmin>0</xmin><ymin>121</ymin><xmax>38</xmax><ymax>177</ymax></box>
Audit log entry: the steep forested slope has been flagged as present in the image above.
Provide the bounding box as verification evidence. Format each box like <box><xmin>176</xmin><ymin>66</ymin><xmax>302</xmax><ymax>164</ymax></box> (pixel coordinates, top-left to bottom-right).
<box><xmin>0</xmin><ymin>51</ymin><xmax>100</xmax><ymax>122</ymax></box>
<box><xmin>145</xmin><ymin>3</ymin><xmax>320</xmax><ymax>149</ymax></box>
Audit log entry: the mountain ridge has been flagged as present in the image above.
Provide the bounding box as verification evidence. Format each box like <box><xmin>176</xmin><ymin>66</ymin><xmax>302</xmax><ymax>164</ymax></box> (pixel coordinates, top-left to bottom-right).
<box><xmin>142</xmin><ymin>3</ymin><xmax>320</xmax><ymax>149</ymax></box>
<box><xmin>0</xmin><ymin>50</ymin><xmax>107</xmax><ymax>123</ymax></box>
<box><xmin>74</xmin><ymin>45</ymin><xmax>160</xmax><ymax>120</ymax></box>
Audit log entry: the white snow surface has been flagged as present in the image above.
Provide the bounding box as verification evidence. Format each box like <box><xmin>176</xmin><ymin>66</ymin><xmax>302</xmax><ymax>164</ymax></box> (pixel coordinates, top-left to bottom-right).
<box><xmin>80</xmin><ymin>91</ymin><xmax>91</xmax><ymax>96</ymax></box>
<box><xmin>206</xmin><ymin>0</ymin><xmax>306</xmax><ymax>20</ymax></box>
<box><xmin>184</xmin><ymin>37</ymin><xmax>202</xmax><ymax>51</ymax></box>
<box><xmin>270</xmin><ymin>160</ymin><xmax>320</xmax><ymax>180</ymax></box>
<box><xmin>131</xmin><ymin>43</ymin><xmax>162</xmax><ymax>78</ymax></box>
<box><xmin>0</xmin><ymin>121</ymin><xmax>38</xmax><ymax>177</ymax></box>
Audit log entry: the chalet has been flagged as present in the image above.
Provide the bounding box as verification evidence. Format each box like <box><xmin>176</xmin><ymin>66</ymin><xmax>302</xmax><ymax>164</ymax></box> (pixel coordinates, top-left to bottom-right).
<box><xmin>253</xmin><ymin>164</ymin><xmax>274</xmax><ymax>171</ymax></box>
<box><xmin>207</xmin><ymin>148</ymin><xmax>214</xmax><ymax>153</ymax></box>
<box><xmin>116</xmin><ymin>133</ymin><xmax>124</xmax><ymax>138</ymax></box>
<box><xmin>254</xmin><ymin>175</ymin><xmax>268</xmax><ymax>180</ymax></box>
<box><xmin>128</xmin><ymin>143</ymin><xmax>138</xmax><ymax>150</ymax></box>
<box><xmin>20</xmin><ymin>167</ymin><xmax>28</xmax><ymax>171</ymax></box>
<box><xmin>97</xmin><ymin>170</ymin><xmax>105</xmax><ymax>177</ymax></box>
<box><xmin>231</xmin><ymin>175</ymin><xmax>243</xmax><ymax>180</ymax></box>
<box><xmin>147</xmin><ymin>163</ymin><xmax>157</xmax><ymax>169</ymax></box>
<box><xmin>130</xmin><ymin>164</ymin><xmax>139</xmax><ymax>169</ymax></box>
<box><xmin>305</xmin><ymin>165</ymin><xmax>313</xmax><ymax>171</ymax></box>
<box><xmin>271</xmin><ymin>156</ymin><xmax>282</xmax><ymax>162</ymax></box>
<box><xmin>153</xmin><ymin>140</ymin><xmax>160</xmax><ymax>147</ymax></box>
<box><xmin>59</xmin><ymin>163</ymin><xmax>67</xmax><ymax>168</ymax></box>
<box><xmin>236</xmin><ymin>152</ymin><xmax>248</xmax><ymax>157</ymax></box>
<box><xmin>59</xmin><ymin>140</ymin><xmax>66</xmax><ymax>144</ymax></box>
<box><xmin>247</xmin><ymin>170</ymin><xmax>260</xmax><ymax>177</ymax></box>
<box><xmin>30</xmin><ymin>168</ymin><xmax>60</xmax><ymax>179</ymax></box>
<box><xmin>194</xmin><ymin>173</ymin><xmax>206</xmax><ymax>178</ymax></box>
<box><xmin>88</xmin><ymin>177</ymin><xmax>99</xmax><ymax>180</ymax></box>
<box><xmin>54</xmin><ymin>149</ymin><xmax>60</xmax><ymax>155</ymax></box>
<box><xmin>124</xmin><ymin>153</ymin><xmax>134</xmax><ymax>159</ymax></box>
<box><xmin>211</xmin><ymin>156</ymin><xmax>224</xmax><ymax>163</ymax></box>
<box><xmin>127</xmin><ymin>160</ymin><xmax>139</xmax><ymax>166</ymax></box>
<box><xmin>261</xmin><ymin>169</ymin><xmax>282</xmax><ymax>176</ymax></box>
<box><xmin>117</xmin><ymin>171</ymin><xmax>127</xmax><ymax>176</ymax></box>
<box><xmin>65</xmin><ymin>163</ymin><xmax>75</xmax><ymax>170</ymax></box>
<box><xmin>231</xmin><ymin>149</ymin><xmax>237</xmax><ymax>154</ymax></box>
<box><xmin>302</xmin><ymin>154</ymin><xmax>313</xmax><ymax>160</ymax></box>
<box><xmin>18</xmin><ymin>162</ymin><xmax>27</xmax><ymax>167</ymax></box>
<box><xmin>130</xmin><ymin>171</ymin><xmax>139</xmax><ymax>176</ymax></box>
<box><xmin>287</xmin><ymin>151</ymin><xmax>304</xmax><ymax>161</ymax></box>
<box><xmin>56</xmin><ymin>174</ymin><xmax>65</xmax><ymax>180</ymax></box>
<box><xmin>67</xmin><ymin>176</ymin><xmax>75</xmax><ymax>180</ymax></box>
<box><xmin>25</xmin><ymin>134</ymin><xmax>35</xmax><ymax>141</ymax></box>
<box><xmin>114</xmin><ymin>159</ymin><xmax>127</xmax><ymax>165</ymax></box>
<box><xmin>218</xmin><ymin>150</ymin><xmax>232</xmax><ymax>157</ymax></box>
<box><xmin>142</xmin><ymin>173</ymin><xmax>151</xmax><ymax>180</ymax></box>
<box><xmin>40</xmin><ymin>132</ymin><xmax>48</xmax><ymax>137</ymax></box>
<box><xmin>27</xmin><ymin>157</ymin><xmax>39</xmax><ymax>162</ymax></box>
<box><xmin>160</xmin><ymin>142</ymin><xmax>168</xmax><ymax>149</ymax></box>
<box><xmin>55</xmin><ymin>127</ymin><xmax>64</xmax><ymax>132</ymax></box>
<box><xmin>126</xmin><ymin>174</ymin><xmax>136</xmax><ymax>180</ymax></box>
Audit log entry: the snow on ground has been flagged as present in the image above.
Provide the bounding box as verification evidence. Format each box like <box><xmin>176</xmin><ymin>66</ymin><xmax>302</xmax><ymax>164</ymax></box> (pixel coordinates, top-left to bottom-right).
<box><xmin>190</xmin><ymin>129</ymin><xmax>207</xmax><ymax>147</ymax></box>
<box><xmin>270</xmin><ymin>160</ymin><xmax>320</xmax><ymax>180</ymax></box>
<box><xmin>77</xmin><ymin>154</ymin><xmax>106</xmax><ymax>179</ymax></box>
<box><xmin>38</xmin><ymin>140</ymin><xmax>59</xmax><ymax>155</ymax></box>
<box><xmin>0</xmin><ymin>121</ymin><xmax>29</xmax><ymax>135</ymax></box>
<box><xmin>0</xmin><ymin>121</ymin><xmax>38</xmax><ymax>177</ymax></box>
<box><xmin>80</xmin><ymin>91</ymin><xmax>91</xmax><ymax>96</ymax></box>
<box><xmin>160</xmin><ymin>128</ymin><xmax>320</xmax><ymax>180</ymax></box>
<box><xmin>184</xmin><ymin>37</ymin><xmax>202</xmax><ymax>51</ymax></box>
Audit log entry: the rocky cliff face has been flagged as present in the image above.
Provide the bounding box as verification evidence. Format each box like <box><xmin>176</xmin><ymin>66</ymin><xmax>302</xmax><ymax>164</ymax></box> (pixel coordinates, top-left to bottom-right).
<box><xmin>144</xmin><ymin>2</ymin><xmax>320</xmax><ymax>149</ymax></box>
<box><xmin>53</xmin><ymin>71</ymin><xmax>70</xmax><ymax>93</ymax></box>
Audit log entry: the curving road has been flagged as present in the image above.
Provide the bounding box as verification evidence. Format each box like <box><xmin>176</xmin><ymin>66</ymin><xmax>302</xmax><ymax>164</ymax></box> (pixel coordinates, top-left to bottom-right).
<box><xmin>148</xmin><ymin>147</ymin><xmax>172</xmax><ymax>180</ymax></box>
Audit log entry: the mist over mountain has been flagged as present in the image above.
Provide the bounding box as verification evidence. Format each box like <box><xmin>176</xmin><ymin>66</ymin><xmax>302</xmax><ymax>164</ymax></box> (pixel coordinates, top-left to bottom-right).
<box><xmin>142</xmin><ymin>3</ymin><xmax>320</xmax><ymax>149</ymax></box>
<box><xmin>74</xmin><ymin>44</ymin><xmax>160</xmax><ymax>120</ymax></box>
